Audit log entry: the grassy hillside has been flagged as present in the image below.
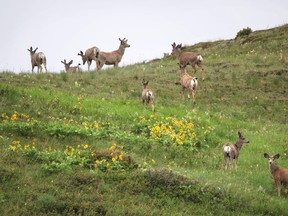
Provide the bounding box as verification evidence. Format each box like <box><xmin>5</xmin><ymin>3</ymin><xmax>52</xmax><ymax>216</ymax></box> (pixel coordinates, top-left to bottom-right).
<box><xmin>0</xmin><ymin>24</ymin><xmax>288</xmax><ymax>215</ymax></box>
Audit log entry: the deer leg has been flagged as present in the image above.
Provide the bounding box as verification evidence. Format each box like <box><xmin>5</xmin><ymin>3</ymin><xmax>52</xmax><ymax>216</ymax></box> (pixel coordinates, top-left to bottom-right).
<box><xmin>87</xmin><ymin>61</ymin><xmax>91</xmax><ymax>71</ymax></box>
<box><xmin>276</xmin><ymin>181</ymin><xmax>281</xmax><ymax>196</ymax></box>
<box><xmin>224</xmin><ymin>157</ymin><xmax>228</xmax><ymax>169</ymax></box>
<box><xmin>96</xmin><ymin>60</ymin><xmax>100</xmax><ymax>70</ymax></box>
<box><xmin>32</xmin><ymin>65</ymin><xmax>35</xmax><ymax>74</ymax></box>
<box><xmin>152</xmin><ymin>99</ymin><xmax>155</xmax><ymax>112</ymax></box>
<box><xmin>192</xmin><ymin>65</ymin><xmax>197</xmax><ymax>75</ymax></box>
<box><xmin>43</xmin><ymin>63</ymin><xmax>47</xmax><ymax>73</ymax></box>
<box><xmin>192</xmin><ymin>89</ymin><xmax>196</xmax><ymax>102</ymax></box>
<box><xmin>197</xmin><ymin>62</ymin><xmax>205</xmax><ymax>81</ymax></box>
<box><xmin>98</xmin><ymin>61</ymin><xmax>105</xmax><ymax>70</ymax></box>
<box><xmin>181</xmin><ymin>87</ymin><xmax>185</xmax><ymax>99</ymax></box>
<box><xmin>228</xmin><ymin>158</ymin><xmax>233</xmax><ymax>169</ymax></box>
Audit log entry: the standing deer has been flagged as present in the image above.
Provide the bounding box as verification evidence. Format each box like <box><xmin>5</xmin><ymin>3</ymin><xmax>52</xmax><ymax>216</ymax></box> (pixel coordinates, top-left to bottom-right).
<box><xmin>78</xmin><ymin>46</ymin><xmax>100</xmax><ymax>71</ymax></box>
<box><xmin>222</xmin><ymin>131</ymin><xmax>250</xmax><ymax>169</ymax></box>
<box><xmin>264</xmin><ymin>153</ymin><xmax>288</xmax><ymax>196</ymax></box>
<box><xmin>178</xmin><ymin>63</ymin><xmax>198</xmax><ymax>102</ymax></box>
<box><xmin>142</xmin><ymin>79</ymin><xmax>155</xmax><ymax>112</ymax></box>
<box><xmin>96</xmin><ymin>38</ymin><xmax>130</xmax><ymax>70</ymax></box>
<box><xmin>61</xmin><ymin>59</ymin><xmax>81</xmax><ymax>73</ymax></box>
<box><xmin>27</xmin><ymin>46</ymin><xmax>47</xmax><ymax>74</ymax></box>
<box><xmin>171</xmin><ymin>42</ymin><xmax>205</xmax><ymax>80</ymax></box>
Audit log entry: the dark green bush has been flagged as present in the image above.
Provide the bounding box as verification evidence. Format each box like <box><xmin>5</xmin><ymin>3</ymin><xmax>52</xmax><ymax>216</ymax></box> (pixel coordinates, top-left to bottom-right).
<box><xmin>236</xmin><ymin>27</ymin><xmax>253</xmax><ymax>38</ymax></box>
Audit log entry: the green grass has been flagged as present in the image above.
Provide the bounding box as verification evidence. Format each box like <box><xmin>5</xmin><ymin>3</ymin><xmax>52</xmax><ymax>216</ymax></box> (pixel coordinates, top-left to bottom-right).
<box><xmin>0</xmin><ymin>24</ymin><xmax>288</xmax><ymax>215</ymax></box>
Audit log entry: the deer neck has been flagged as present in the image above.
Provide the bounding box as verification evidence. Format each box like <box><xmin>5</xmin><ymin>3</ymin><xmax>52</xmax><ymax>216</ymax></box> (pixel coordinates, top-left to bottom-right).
<box><xmin>174</xmin><ymin>50</ymin><xmax>181</xmax><ymax>60</ymax></box>
<box><xmin>234</xmin><ymin>141</ymin><xmax>243</xmax><ymax>152</ymax></box>
<box><xmin>269</xmin><ymin>163</ymin><xmax>278</xmax><ymax>175</ymax></box>
<box><xmin>116</xmin><ymin>45</ymin><xmax>126</xmax><ymax>57</ymax></box>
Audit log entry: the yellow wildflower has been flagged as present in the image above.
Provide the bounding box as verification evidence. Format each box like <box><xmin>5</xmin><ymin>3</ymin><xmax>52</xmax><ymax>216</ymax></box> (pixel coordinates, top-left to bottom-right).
<box><xmin>10</xmin><ymin>145</ymin><xmax>17</xmax><ymax>151</ymax></box>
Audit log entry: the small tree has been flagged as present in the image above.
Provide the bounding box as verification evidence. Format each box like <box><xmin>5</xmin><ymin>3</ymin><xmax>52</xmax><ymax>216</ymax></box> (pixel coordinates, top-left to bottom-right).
<box><xmin>236</xmin><ymin>27</ymin><xmax>253</xmax><ymax>39</ymax></box>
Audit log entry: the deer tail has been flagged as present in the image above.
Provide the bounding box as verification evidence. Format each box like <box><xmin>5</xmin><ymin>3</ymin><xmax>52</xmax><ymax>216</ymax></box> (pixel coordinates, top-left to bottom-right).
<box><xmin>197</xmin><ymin>55</ymin><xmax>203</xmax><ymax>62</ymax></box>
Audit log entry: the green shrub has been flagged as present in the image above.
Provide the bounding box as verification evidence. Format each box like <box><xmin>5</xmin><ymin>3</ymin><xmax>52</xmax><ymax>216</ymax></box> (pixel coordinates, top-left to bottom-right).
<box><xmin>236</xmin><ymin>27</ymin><xmax>252</xmax><ymax>38</ymax></box>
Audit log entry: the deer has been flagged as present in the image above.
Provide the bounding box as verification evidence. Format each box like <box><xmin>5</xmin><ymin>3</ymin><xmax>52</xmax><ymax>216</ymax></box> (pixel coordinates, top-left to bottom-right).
<box><xmin>222</xmin><ymin>131</ymin><xmax>250</xmax><ymax>169</ymax></box>
<box><xmin>61</xmin><ymin>59</ymin><xmax>81</xmax><ymax>73</ymax></box>
<box><xmin>27</xmin><ymin>46</ymin><xmax>47</xmax><ymax>74</ymax></box>
<box><xmin>78</xmin><ymin>46</ymin><xmax>100</xmax><ymax>71</ymax></box>
<box><xmin>264</xmin><ymin>153</ymin><xmax>288</xmax><ymax>196</ymax></box>
<box><xmin>178</xmin><ymin>63</ymin><xmax>198</xmax><ymax>102</ymax></box>
<box><xmin>171</xmin><ymin>42</ymin><xmax>205</xmax><ymax>80</ymax></box>
<box><xmin>141</xmin><ymin>79</ymin><xmax>155</xmax><ymax>112</ymax></box>
<box><xmin>96</xmin><ymin>38</ymin><xmax>130</xmax><ymax>70</ymax></box>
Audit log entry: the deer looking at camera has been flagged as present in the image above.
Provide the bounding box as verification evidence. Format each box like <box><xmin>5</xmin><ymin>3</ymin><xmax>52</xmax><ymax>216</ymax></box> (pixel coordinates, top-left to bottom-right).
<box><xmin>142</xmin><ymin>79</ymin><xmax>155</xmax><ymax>112</ymax></box>
<box><xmin>178</xmin><ymin>63</ymin><xmax>198</xmax><ymax>102</ymax></box>
<box><xmin>96</xmin><ymin>38</ymin><xmax>130</xmax><ymax>70</ymax></box>
<box><xmin>61</xmin><ymin>59</ymin><xmax>81</xmax><ymax>73</ymax></box>
<box><xmin>78</xmin><ymin>46</ymin><xmax>100</xmax><ymax>71</ymax></box>
<box><xmin>222</xmin><ymin>131</ymin><xmax>250</xmax><ymax>169</ymax></box>
<box><xmin>264</xmin><ymin>153</ymin><xmax>288</xmax><ymax>196</ymax></box>
<box><xmin>27</xmin><ymin>46</ymin><xmax>47</xmax><ymax>74</ymax></box>
<box><xmin>171</xmin><ymin>42</ymin><xmax>205</xmax><ymax>80</ymax></box>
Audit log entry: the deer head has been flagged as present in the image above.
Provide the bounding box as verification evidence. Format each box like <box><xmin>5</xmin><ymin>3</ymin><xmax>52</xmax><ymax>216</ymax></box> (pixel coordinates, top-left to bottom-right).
<box><xmin>119</xmin><ymin>38</ymin><xmax>130</xmax><ymax>48</ymax></box>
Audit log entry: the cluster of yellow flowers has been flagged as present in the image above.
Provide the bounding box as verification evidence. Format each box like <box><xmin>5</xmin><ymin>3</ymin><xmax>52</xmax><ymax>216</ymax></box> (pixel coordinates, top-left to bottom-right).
<box><xmin>7</xmin><ymin>140</ymin><xmax>129</xmax><ymax>171</ymax></box>
<box><xmin>95</xmin><ymin>143</ymin><xmax>125</xmax><ymax>170</ymax></box>
<box><xmin>64</xmin><ymin>144</ymin><xmax>90</xmax><ymax>158</ymax></box>
<box><xmin>138</xmin><ymin>115</ymin><xmax>213</xmax><ymax>147</ymax></box>
<box><xmin>9</xmin><ymin>140</ymin><xmax>35</xmax><ymax>152</ymax></box>
<box><xmin>1</xmin><ymin>112</ymin><xmax>31</xmax><ymax>123</ymax></box>
<box><xmin>49</xmin><ymin>115</ymin><xmax>106</xmax><ymax>131</ymax></box>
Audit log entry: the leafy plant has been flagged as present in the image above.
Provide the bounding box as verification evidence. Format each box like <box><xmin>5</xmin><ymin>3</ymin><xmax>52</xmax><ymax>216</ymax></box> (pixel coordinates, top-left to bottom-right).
<box><xmin>236</xmin><ymin>27</ymin><xmax>253</xmax><ymax>38</ymax></box>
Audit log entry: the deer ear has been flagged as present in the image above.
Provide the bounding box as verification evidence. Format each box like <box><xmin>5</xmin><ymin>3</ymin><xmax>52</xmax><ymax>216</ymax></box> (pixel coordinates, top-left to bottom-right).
<box><xmin>238</xmin><ymin>131</ymin><xmax>242</xmax><ymax>137</ymax></box>
<box><xmin>69</xmin><ymin>60</ymin><xmax>73</xmax><ymax>65</ymax></box>
<box><xmin>264</xmin><ymin>153</ymin><xmax>269</xmax><ymax>158</ymax></box>
<box><xmin>274</xmin><ymin>154</ymin><xmax>280</xmax><ymax>159</ymax></box>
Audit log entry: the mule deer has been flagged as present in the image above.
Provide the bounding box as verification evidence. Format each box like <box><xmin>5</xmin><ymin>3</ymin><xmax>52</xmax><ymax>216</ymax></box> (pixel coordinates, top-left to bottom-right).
<box><xmin>27</xmin><ymin>46</ymin><xmax>47</xmax><ymax>73</ymax></box>
<box><xmin>178</xmin><ymin>63</ymin><xmax>198</xmax><ymax>102</ymax></box>
<box><xmin>222</xmin><ymin>131</ymin><xmax>250</xmax><ymax>169</ymax></box>
<box><xmin>264</xmin><ymin>153</ymin><xmax>288</xmax><ymax>196</ymax></box>
<box><xmin>61</xmin><ymin>59</ymin><xmax>80</xmax><ymax>73</ymax></box>
<box><xmin>171</xmin><ymin>42</ymin><xmax>205</xmax><ymax>80</ymax></box>
<box><xmin>78</xmin><ymin>46</ymin><xmax>100</xmax><ymax>71</ymax></box>
<box><xmin>96</xmin><ymin>38</ymin><xmax>130</xmax><ymax>70</ymax></box>
<box><xmin>142</xmin><ymin>79</ymin><xmax>155</xmax><ymax>112</ymax></box>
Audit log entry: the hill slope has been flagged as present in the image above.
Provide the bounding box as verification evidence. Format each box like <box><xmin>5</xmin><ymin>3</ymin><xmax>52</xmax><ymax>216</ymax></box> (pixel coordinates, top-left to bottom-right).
<box><xmin>0</xmin><ymin>24</ymin><xmax>288</xmax><ymax>215</ymax></box>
